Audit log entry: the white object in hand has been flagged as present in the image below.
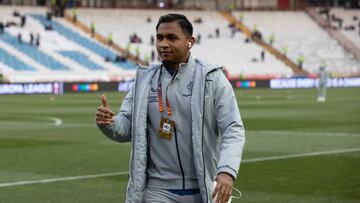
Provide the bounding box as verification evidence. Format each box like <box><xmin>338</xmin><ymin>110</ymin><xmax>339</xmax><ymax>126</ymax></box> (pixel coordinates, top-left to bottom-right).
<box><xmin>212</xmin><ymin>181</ymin><xmax>232</xmax><ymax>203</ymax></box>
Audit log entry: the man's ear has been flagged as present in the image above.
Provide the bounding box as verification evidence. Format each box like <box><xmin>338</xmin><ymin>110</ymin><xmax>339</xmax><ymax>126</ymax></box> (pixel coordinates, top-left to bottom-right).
<box><xmin>188</xmin><ymin>37</ymin><xmax>195</xmax><ymax>49</ymax></box>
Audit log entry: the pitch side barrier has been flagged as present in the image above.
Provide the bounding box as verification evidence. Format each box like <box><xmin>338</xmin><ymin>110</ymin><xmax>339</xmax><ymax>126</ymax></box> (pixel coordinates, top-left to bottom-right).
<box><xmin>1</xmin><ymin>78</ymin><xmax>359</xmax><ymax>95</ymax></box>
<box><xmin>269</xmin><ymin>77</ymin><xmax>360</xmax><ymax>89</ymax></box>
<box><xmin>0</xmin><ymin>83</ymin><xmax>63</xmax><ymax>95</ymax></box>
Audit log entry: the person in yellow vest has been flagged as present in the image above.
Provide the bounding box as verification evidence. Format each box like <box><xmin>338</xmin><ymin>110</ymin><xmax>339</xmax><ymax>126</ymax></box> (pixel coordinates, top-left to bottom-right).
<box><xmin>282</xmin><ymin>45</ymin><xmax>288</xmax><ymax>56</ymax></box>
<box><xmin>72</xmin><ymin>8</ymin><xmax>77</xmax><ymax>23</ymax></box>
<box><xmin>239</xmin><ymin>13</ymin><xmax>244</xmax><ymax>23</ymax></box>
<box><xmin>269</xmin><ymin>34</ymin><xmax>275</xmax><ymax>46</ymax></box>
<box><xmin>90</xmin><ymin>21</ymin><xmax>95</xmax><ymax>38</ymax></box>
<box><xmin>50</xmin><ymin>0</ymin><xmax>57</xmax><ymax>16</ymax></box>
<box><xmin>59</xmin><ymin>0</ymin><xmax>67</xmax><ymax>17</ymax></box>
<box><xmin>51</xmin><ymin>0</ymin><xmax>56</xmax><ymax>7</ymax></box>
<box><xmin>253</xmin><ymin>24</ymin><xmax>258</xmax><ymax>33</ymax></box>
<box><xmin>135</xmin><ymin>46</ymin><xmax>140</xmax><ymax>60</ymax></box>
<box><xmin>144</xmin><ymin>52</ymin><xmax>150</xmax><ymax>66</ymax></box>
<box><xmin>108</xmin><ymin>32</ymin><xmax>113</xmax><ymax>46</ymax></box>
<box><xmin>126</xmin><ymin>42</ymin><xmax>132</xmax><ymax>57</ymax></box>
<box><xmin>228</xmin><ymin>3</ymin><xmax>235</xmax><ymax>12</ymax></box>
<box><xmin>297</xmin><ymin>54</ymin><xmax>305</xmax><ymax>70</ymax></box>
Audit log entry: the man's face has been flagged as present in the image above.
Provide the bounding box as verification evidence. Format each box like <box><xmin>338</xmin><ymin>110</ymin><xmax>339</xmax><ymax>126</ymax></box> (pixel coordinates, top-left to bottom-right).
<box><xmin>156</xmin><ymin>21</ymin><xmax>192</xmax><ymax>66</ymax></box>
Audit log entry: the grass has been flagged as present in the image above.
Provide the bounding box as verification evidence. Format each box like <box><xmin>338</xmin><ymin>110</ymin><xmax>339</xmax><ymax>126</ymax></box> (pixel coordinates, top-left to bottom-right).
<box><xmin>0</xmin><ymin>87</ymin><xmax>359</xmax><ymax>202</ymax></box>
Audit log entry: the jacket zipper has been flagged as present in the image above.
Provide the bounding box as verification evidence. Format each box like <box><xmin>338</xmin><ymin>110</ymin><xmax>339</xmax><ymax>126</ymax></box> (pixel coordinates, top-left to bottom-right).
<box><xmin>174</xmin><ymin>127</ymin><xmax>186</xmax><ymax>189</ymax></box>
<box><xmin>166</xmin><ymin>68</ymin><xmax>186</xmax><ymax>189</ymax></box>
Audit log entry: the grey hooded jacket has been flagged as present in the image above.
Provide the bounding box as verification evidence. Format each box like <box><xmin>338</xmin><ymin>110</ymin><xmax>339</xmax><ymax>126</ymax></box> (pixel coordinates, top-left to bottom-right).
<box><xmin>98</xmin><ymin>58</ymin><xmax>245</xmax><ymax>203</ymax></box>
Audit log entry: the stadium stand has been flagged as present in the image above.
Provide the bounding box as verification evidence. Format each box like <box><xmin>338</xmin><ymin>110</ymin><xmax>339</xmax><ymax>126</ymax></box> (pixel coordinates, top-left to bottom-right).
<box><xmin>233</xmin><ymin>11</ymin><xmax>360</xmax><ymax>76</ymax></box>
<box><xmin>30</xmin><ymin>14</ymin><xmax>136</xmax><ymax>70</ymax></box>
<box><xmin>1</xmin><ymin>32</ymin><xmax>70</xmax><ymax>70</ymax></box>
<box><xmin>306</xmin><ymin>7</ymin><xmax>360</xmax><ymax>66</ymax></box>
<box><xmin>0</xmin><ymin>46</ymin><xmax>36</xmax><ymax>71</ymax></box>
<box><xmin>58</xmin><ymin>50</ymin><xmax>105</xmax><ymax>70</ymax></box>
<box><xmin>327</xmin><ymin>8</ymin><xmax>360</xmax><ymax>47</ymax></box>
<box><xmin>0</xmin><ymin>6</ymin><xmax>136</xmax><ymax>82</ymax></box>
<box><xmin>75</xmin><ymin>8</ymin><xmax>293</xmax><ymax>78</ymax></box>
<box><xmin>221</xmin><ymin>11</ymin><xmax>306</xmax><ymax>76</ymax></box>
<box><xmin>0</xmin><ymin>5</ymin><xmax>358</xmax><ymax>82</ymax></box>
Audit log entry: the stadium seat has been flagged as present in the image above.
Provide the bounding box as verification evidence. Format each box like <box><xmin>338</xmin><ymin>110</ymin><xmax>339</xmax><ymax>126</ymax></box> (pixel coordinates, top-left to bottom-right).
<box><xmin>0</xmin><ymin>32</ymin><xmax>70</xmax><ymax>70</ymax></box>
<box><xmin>233</xmin><ymin>11</ymin><xmax>360</xmax><ymax>76</ymax></box>
<box><xmin>76</xmin><ymin>9</ymin><xmax>293</xmax><ymax>78</ymax></box>
<box><xmin>0</xmin><ymin>46</ymin><xmax>36</xmax><ymax>71</ymax></box>
<box><xmin>58</xmin><ymin>50</ymin><xmax>105</xmax><ymax>70</ymax></box>
<box><xmin>30</xmin><ymin>14</ymin><xmax>136</xmax><ymax>70</ymax></box>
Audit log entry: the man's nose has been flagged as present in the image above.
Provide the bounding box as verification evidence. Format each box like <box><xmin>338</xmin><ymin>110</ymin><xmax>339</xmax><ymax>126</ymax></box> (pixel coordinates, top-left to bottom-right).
<box><xmin>159</xmin><ymin>40</ymin><xmax>170</xmax><ymax>48</ymax></box>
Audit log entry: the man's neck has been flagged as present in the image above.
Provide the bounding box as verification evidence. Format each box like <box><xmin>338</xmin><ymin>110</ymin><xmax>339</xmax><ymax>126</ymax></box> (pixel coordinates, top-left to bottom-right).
<box><xmin>163</xmin><ymin>54</ymin><xmax>191</xmax><ymax>75</ymax></box>
<box><xmin>164</xmin><ymin>63</ymin><xmax>178</xmax><ymax>76</ymax></box>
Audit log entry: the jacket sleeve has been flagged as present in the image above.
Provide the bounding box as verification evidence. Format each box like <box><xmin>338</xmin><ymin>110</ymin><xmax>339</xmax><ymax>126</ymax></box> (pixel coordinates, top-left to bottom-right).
<box><xmin>213</xmin><ymin>71</ymin><xmax>245</xmax><ymax>180</ymax></box>
<box><xmin>97</xmin><ymin>86</ymin><xmax>133</xmax><ymax>143</ymax></box>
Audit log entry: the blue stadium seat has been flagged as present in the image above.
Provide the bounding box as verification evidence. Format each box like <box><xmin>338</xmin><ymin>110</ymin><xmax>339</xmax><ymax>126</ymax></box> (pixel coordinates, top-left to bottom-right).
<box><xmin>0</xmin><ymin>47</ymin><xmax>36</xmax><ymax>71</ymax></box>
<box><xmin>31</xmin><ymin>14</ymin><xmax>136</xmax><ymax>70</ymax></box>
<box><xmin>0</xmin><ymin>32</ymin><xmax>70</xmax><ymax>71</ymax></box>
<box><xmin>58</xmin><ymin>50</ymin><xmax>105</xmax><ymax>70</ymax></box>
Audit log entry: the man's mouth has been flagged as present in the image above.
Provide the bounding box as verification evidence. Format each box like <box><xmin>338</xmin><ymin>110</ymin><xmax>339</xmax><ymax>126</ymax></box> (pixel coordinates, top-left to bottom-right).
<box><xmin>160</xmin><ymin>52</ymin><xmax>172</xmax><ymax>57</ymax></box>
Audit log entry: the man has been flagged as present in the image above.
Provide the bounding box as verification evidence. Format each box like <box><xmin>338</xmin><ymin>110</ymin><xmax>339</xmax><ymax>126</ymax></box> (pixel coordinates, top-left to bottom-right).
<box><xmin>90</xmin><ymin>21</ymin><xmax>95</xmax><ymax>38</ymax></box>
<box><xmin>268</xmin><ymin>33</ymin><xmax>274</xmax><ymax>46</ymax></box>
<box><xmin>282</xmin><ymin>45</ymin><xmax>288</xmax><ymax>57</ymax></box>
<box><xmin>96</xmin><ymin>13</ymin><xmax>245</xmax><ymax>203</ymax></box>
<box><xmin>0</xmin><ymin>21</ymin><xmax>4</xmax><ymax>34</ymax></box>
<box><xmin>317</xmin><ymin>61</ymin><xmax>328</xmax><ymax>102</ymax></box>
<box><xmin>108</xmin><ymin>32</ymin><xmax>113</xmax><ymax>46</ymax></box>
<box><xmin>297</xmin><ymin>54</ymin><xmax>304</xmax><ymax>70</ymax></box>
<box><xmin>72</xmin><ymin>8</ymin><xmax>77</xmax><ymax>23</ymax></box>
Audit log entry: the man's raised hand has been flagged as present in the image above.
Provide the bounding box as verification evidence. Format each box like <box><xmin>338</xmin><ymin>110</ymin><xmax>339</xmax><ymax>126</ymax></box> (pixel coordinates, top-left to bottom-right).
<box><xmin>96</xmin><ymin>95</ymin><xmax>115</xmax><ymax>126</ymax></box>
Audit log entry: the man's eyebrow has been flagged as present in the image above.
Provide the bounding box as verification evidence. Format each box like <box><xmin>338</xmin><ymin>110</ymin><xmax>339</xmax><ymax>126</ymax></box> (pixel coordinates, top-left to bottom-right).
<box><xmin>156</xmin><ymin>33</ymin><xmax>178</xmax><ymax>38</ymax></box>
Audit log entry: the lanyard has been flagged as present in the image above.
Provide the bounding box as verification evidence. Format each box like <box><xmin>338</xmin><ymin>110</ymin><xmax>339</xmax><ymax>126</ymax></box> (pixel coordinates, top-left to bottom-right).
<box><xmin>157</xmin><ymin>66</ymin><xmax>176</xmax><ymax>117</ymax></box>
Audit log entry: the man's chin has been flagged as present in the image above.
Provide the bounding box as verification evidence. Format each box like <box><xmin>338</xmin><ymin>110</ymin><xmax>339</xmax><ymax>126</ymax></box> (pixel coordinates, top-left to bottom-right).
<box><xmin>161</xmin><ymin>59</ymin><xmax>175</xmax><ymax>65</ymax></box>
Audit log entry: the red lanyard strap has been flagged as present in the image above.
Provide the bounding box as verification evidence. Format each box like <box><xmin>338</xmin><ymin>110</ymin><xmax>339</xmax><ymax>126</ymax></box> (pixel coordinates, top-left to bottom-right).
<box><xmin>157</xmin><ymin>67</ymin><xmax>173</xmax><ymax>117</ymax></box>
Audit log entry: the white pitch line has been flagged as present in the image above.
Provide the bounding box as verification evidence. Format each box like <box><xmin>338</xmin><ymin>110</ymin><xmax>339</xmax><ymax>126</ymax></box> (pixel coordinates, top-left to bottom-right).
<box><xmin>0</xmin><ymin>117</ymin><xmax>63</xmax><ymax>127</ymax></box>
<box><xmin>248</xmin><ymin>130</ymin><xmax>360</xmax><ymax>137</ymax></box>
<box><xmin>242</xmin><ymin>147</ymin><xmax>360</xmax><ymax>163</ymax></box>
<box><xmin>47</xmin><ymin>117</ymin><xmax>63</xmax><ymax>126</ymax></box>
<box><xmin>1</xmin><ymin>147</ymin><xmax>360</xmax><ymax>188</ymax></box>
<box><xmin>0</xmin><ymin>171</ymin><xmax>129</xmax><ymax>188</ymax></box>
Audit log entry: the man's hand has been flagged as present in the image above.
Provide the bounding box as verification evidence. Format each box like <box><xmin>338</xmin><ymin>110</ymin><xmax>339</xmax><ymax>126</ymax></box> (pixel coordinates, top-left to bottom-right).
<box><xmin>212</xmin><ymin>172</ymin><xmax>234</xmax><ymax>203</ymax></box>
<box><xmin>96</xmin><ymin>95</ymin><xmax>115</xmax><ymax>126</ymax></box>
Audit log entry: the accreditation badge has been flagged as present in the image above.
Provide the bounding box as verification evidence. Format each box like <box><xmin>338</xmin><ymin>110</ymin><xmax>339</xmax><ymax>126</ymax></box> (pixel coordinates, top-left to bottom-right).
<box><xmin>159</xmin><ymin>117</ymin><xmax>175</xmax><ymax>140</ymax></box>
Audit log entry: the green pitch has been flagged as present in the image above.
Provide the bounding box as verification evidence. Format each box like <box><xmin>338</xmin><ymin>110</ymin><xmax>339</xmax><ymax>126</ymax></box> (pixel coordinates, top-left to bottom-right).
<box><xmin>0</xmin><ymin>88</ymin><xmax>359</xmax><ymax>203</ymax></box>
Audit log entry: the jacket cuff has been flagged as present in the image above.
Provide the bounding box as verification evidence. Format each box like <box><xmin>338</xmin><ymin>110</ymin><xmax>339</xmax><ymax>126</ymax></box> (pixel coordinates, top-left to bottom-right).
<box><xmin>217</xmin><ymin>166</ymin><xmax>237</xmax><ymax>180</ymax></box>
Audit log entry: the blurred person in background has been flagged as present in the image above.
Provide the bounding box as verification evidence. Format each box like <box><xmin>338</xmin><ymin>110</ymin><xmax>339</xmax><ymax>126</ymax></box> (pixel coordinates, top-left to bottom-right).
<box><xmin>282</xmin><ymin>45</ymin><xmax>288</xmax><ymax>56</ymax></box>
<box><xmin>17</xmin><ymin>33</ymin><xmax>22</xmax><ymax>44</ymax></box>
<box><xmin>96</xmin><ymin>13</ymin><xmax>245</xmax><ymax>203</ymax></box>
<box><xmin>268</xmin><ymin>33</ymin><xmax>275</xmax><ymax>46</ymax></box>
<box><xmin>90</xmin><ymin>21</ymin><xmax>95</xmax><ymax>37</ymax></box>
<box><xmin>261</xmin><ymin>50</ymin><xmax>265</xmax><ymax>62</ymax></box>
<box><xmin>317</xmin><ymin>60</ymin><xmax>328</xmax><ymax>102</ymax></box>
<box><xmin>20</xmin><ymin>15</ymin><xmax>26</xmax><ymax>27</ymax></box>
<box><xmin>29</xmin><ymin>32</ymin><xmax>34</xmax><ymax>45</ymax></box>
<box><xmin>107</xmin><ymin>32</ymin><xmax>113</xmax><ymax>46</ymax></box>
<box><xmin>0</xmin><ymin>21</ymin><xmax>4</xmax><ymax>34</ymax></box>
<box><xmin>72</xmin><ymin>8</ymin><xmax>77</xmax><ymax>23</ymax></box>
<box><xmin>297</xmin><ymin>54</ymin><xmax>304</xmax><ymax>70</ymax></box>
<box><xmin>35</xmin><ymin>33</ymin><xmax>40</xmax><ymax>47</ymax></box>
